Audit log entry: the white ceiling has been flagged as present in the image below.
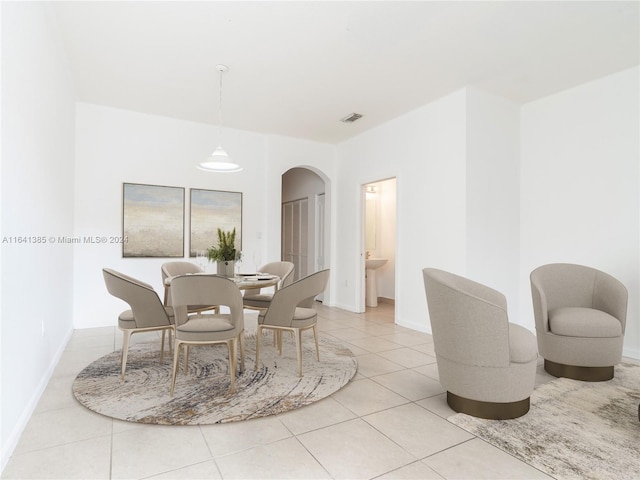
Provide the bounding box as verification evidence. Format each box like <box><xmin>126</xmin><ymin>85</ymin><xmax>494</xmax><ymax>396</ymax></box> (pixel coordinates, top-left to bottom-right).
<box><xmin>51</xmin><ymin>1</ymin><xmax>639</xmax><ymax>144</ymax></box>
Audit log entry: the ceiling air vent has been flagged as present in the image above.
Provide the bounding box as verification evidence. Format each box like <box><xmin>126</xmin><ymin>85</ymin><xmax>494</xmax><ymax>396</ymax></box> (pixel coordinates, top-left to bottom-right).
<box><xmin>340</xmin><ymin>112</ymin><xmax>363</xmax><ymax>123</ymax></box>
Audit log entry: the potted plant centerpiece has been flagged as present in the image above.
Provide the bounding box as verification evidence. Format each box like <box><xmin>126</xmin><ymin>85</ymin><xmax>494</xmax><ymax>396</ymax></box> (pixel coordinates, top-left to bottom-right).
<box><xmin>207</xmin><ymin>228</ymin><xmax>241</xmax><ymax>277</ymax></box>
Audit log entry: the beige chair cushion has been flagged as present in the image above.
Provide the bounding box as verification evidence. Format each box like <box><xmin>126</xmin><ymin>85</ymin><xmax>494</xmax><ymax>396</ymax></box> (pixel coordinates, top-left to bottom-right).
<box><xmin>509</xmin><ymin>324</ymin><xmax>538</xmax><ymax>364</ymax></box>
<box><xmin>549</xmin><ymin>307</ymin><xmax>622</xmax><ymax>338</ymax></box>
<box><xmin>259</xmin><ymin>306</ymin><xmax>317</xmax><ymax>329</ymax></box>
<box><xmin>175</xmin><ymin>314</ymin><xmax>235</xmax><ymax>342</ymax></box>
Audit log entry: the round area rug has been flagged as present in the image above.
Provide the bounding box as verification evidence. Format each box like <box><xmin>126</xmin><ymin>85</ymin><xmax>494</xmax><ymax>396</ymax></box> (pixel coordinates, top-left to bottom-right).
<box><xmin>72</xmin><ymin>334</ymin><xmax>357</xmax><ymax>425</ymax></box>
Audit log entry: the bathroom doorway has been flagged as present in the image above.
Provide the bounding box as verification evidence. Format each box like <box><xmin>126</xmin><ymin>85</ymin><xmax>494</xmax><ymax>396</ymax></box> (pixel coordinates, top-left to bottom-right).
<box><xmin>362</xmin><ymin>178</ymin><xmax>396</xmax><ymax>314</ymax></box>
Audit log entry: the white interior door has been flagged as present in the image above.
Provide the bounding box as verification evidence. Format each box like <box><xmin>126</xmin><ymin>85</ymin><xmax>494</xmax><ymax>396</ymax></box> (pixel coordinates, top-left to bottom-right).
<box><xmin>282</xmin><ymin>198</ymin><xmax>308</xmax><ymax>281</ymax></box>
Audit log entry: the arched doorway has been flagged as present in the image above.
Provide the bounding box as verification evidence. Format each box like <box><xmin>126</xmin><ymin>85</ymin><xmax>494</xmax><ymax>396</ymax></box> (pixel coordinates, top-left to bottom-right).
<box><xmin>281</xmin><ymin>167</ymin><xmax>330</xmax><ymax>301</ymax></box>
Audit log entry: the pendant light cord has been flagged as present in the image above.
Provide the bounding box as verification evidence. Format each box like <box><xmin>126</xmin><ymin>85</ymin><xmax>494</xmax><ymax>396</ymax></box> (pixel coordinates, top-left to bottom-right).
<box><xmin>218</xmin><ymin>68</ymin><xmax>223</xmax><ymax>144</ymax></box>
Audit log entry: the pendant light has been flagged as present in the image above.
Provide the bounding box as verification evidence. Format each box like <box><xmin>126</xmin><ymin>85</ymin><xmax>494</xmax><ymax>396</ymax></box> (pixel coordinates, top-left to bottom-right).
<box><xmin>198</xmin><ymin>64</ymin><xmax>242</xmax><ymax>173</ymax></box>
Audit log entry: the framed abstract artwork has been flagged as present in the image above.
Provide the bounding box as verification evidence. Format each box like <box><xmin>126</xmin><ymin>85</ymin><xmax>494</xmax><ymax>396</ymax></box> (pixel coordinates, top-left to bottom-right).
<box><xmin>122</xmin><ymin>183</ymin><xmax>185</xmax><ymax>257</ymax></box>
<box><xmin>190</xmin><ymin>189</ymin><xmax>242</xmax><ymax>257</ymax></box>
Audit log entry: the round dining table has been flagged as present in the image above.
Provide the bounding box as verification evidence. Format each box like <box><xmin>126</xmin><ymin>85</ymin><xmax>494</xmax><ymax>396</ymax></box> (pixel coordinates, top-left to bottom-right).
<box><xmin>163</xmin><ymin>273</ymin><xmax>280</xmax><ymax>303</ymax></box>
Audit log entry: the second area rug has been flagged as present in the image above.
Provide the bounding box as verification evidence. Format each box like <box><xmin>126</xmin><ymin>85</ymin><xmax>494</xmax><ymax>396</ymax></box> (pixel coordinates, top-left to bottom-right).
<box><xmin>448</xmin><ymin>362</ymin><xmax>640</xmax><ymax>480</ymax></box>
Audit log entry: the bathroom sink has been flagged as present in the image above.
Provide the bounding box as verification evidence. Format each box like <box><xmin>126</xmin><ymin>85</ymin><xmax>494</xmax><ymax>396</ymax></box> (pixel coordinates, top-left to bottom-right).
<box><xmin>366</xmin><ymin>258</ymin><xmax>388</xmax><ymax>270</ymax></box>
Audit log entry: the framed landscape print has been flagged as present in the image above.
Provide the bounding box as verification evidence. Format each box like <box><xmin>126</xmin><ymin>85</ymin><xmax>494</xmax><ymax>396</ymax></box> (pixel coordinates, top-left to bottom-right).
<box><xmin>122</xmin><ymin>183</ymin><xmax>185</xmax><ymax>257</ymax></box>
<box><xmin>190</xmin><ymin>189</ymin><xmax>242</xmax><ymax>257</ymax></box>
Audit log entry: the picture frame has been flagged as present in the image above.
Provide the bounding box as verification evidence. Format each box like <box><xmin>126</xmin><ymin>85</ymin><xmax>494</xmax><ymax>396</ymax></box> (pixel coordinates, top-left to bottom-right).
<box><xmin>190</xmin><ymin>188</ymin><xmax>242</xmax><ymax>257</ymax></box>
<box><xmin>122</xmin><ymin>183</ymin><xmax>185</xmax><ymax>257</ymax></box>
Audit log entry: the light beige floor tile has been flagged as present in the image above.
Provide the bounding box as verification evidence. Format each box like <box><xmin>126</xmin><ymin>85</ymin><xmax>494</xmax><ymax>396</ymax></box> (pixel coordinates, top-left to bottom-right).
<box><xmin>66</xmin><ymin>332</ymin><xmax>115</xmax><ymax>351</ymax></box>
<box><xmin>423</xmin><ymin>438</ymin><xmax>554</xmax><ymax>480</ymax></box>
<box><xmin>326</xmin><ymin>327</ymin><xmax>371</xmax><ymax>341</ymax></box>
<box><xmin>346</xmin><ymin>336</ymin><xmax>401</xmax><ymax>353</ymax></box>
<box><xmin>355</xmin><ymin>353</ymin><xmax>405</xmax><ymax>377</ymax></box>
<box><xmin>379</xmin><ymin>332</ymin><xmax>433</xmax><ymax>347</ymax></box>
<box><xmin>199</xmin><ymin>416</ymin><xmax>292</xmax><ymax>457</ymax></box>
<box><xmin>332</xmin><ymin>378</ymin><xmax>409</xmax><ymax>416</ymax></box>
<box><xmin>278</xmin><ymin>396</ymin><xmax>356</xmax><ymax>435</ymax></box>
<box><xmin>415</xmin><ymin>393</ymin><xmax>455</xmax><ymax>419</ymax></box>
<box><xmin>376</xmin><ymin>461</ymin><xmax>445</xmax><ymax>480</ymax></box>
<box><xmin>52</xmin><ymin>347</ymin><xmax>114</xmax><ymax>378</ymax></box>
<box><xmin>354</xmin><ymin>323</ymin><xmax>398</xmax><ymax>336</ymax></box>
<box><xmin>364</xmin><ymin>403</ymin><xmax>474</xmax><ymax>458</ymax></box>
<box><xmin>215</xmin><ymin>437</ymin><xmax>330</xmax><ymax>479</ymax></box>
<box><xmin>34</xmin><ymin>375</ymin><xmax>78</xmax><ymax>413</ymax></box>
<box><xmin>412</xmin><ymin>362</ymin><xmax>440</xmax><ymax>380</ymax></box>
<box><xmin>316</xmin><ymin>318</ymin><xmax>347</xmax><ymax>331</ymax></box>
<box><xmin>111</xmin><ymin>425</ymin><xmax>211</xmax><ymax>479</ymax></box>
<box><xmin>378</xmin><ymin>347</ymin><xmax>437</xmax><ymax>368</ymax></box>
<box><xmin>2</xmin><ymin>435</ymin><xmax>111</xmax><ymax>479</ymax></box>
<box><xmin>71</xmin><ymin>326</ymin><xmax>116</xmax><ymax>339</ymax></box>
<box><xmin>146</xmin><ymin>459</ymin><xmax>222</xmax><ymax>479</ymax></box>
<box><xmin>409</xmin><ymin>342</ymin><xmax>436</xmax><ymax>356</ymax></box>
<box><xmin>298</xmin><ymin>418</ymin><xmax>416</xmax><ymax>479</ymax></box>
<box><xmin>13</xmin><ymin>405</ymin><xmax>112</xmax><ymax>454</ymax></box>
<box><xmin>371</xmin><ymin>369</ymin><xmax>446</xmax><ymax>401</ymax></box>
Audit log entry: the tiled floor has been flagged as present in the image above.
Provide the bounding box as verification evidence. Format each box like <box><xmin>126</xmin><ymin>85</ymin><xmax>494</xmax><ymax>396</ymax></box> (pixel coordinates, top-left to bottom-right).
<box><xmin>2</xmin><ymin>302</ymin><xmax>617</xmax><ymax>480</ymax></box>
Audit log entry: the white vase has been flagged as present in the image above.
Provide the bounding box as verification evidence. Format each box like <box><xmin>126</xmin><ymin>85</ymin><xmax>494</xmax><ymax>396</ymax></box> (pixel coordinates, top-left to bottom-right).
<box><xmin>217</xmin><ymin>260</ymin><xmax>235</xmax><ymax>277</ymax></box>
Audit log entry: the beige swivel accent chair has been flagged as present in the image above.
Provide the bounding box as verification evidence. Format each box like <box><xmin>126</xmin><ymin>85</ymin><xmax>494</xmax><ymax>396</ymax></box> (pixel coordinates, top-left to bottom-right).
<box><xmin>169</xmin><ymin>274</ymin><xmax>244</xmax><ymax>395</ymax></box>
<box><xmin>255</xmin><ymin>269</ymin><xmax>330</xmax><ymax>377</ymax></box>
<box><xmin>161</xmin><ymin>261</ymin><xmax>218</xmax><ymax>314</ymax></box>
<box><xmin>102</xmin><ymin>268</ymin><xmax>175</xmax><ymax>379</ymax></box>
<box><xmin>530</xmin><ymin>263</ymin><xmax>627</xmax><ymax>381</ymax></box>
<box><xmin>423</xmin><ymin>268</ymin><xmax>538</xmax><ymax>419</ymax></box>
<box><xmin>242</xmin><ymin>261</ymin><xmax>295</xmax><ymax>310</ymax></box>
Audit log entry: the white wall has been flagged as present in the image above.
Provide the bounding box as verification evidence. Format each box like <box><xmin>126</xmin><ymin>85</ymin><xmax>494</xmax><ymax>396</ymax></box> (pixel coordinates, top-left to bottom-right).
<box><xmin>73</xmin><ymin>104</ymin><xmax>336</xmax><ymax>328</ymax></box>
<box><xmin>466</xmin><ymin>88</ymin><xmax>521</xmax><ymax>320</ymax></box>
<box><xmin>1</xmin><ymin>1</ymin><xmax>76</xmax><ymax>469</ymax></box>
<box><xmin>337</xmin><ymin>90</ymin><xmax>468</xmax><ymax>330</ymax></box>
<box><xmin>520</xmin><ymin>67</ymin><xmax>640</xmax><ymax>358</ymax></box>
<box><xmin>74</xmin><ymin>103</ymin><xmax>267</xmax><ymax>328</ymax></box>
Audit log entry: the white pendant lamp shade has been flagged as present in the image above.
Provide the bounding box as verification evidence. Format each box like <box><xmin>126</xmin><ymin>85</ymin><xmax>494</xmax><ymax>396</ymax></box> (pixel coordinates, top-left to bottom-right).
<box><xmin>198</xmin><ymin>146</ymin><xmax>242</xmax><ymax>172</ymax></box>
<box><xmin>198</xmin><ymin>64</ymin><xmax>242</xmax><ymax>173</ymax></box>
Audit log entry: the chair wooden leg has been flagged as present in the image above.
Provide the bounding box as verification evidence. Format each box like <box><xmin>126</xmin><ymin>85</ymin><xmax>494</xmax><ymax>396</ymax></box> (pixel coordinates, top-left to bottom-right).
<box><xmin>170</xmin><ymin>341</ymin><xmax>181</xmax><ymax>396</ymax></box>
<box><xmin>184</xmin><ymin>345</ymin><xmax>189</xmax><ymax>374</ymax></box>
<box><xmin>160</xmin><ymin>329</ymin><xmax>166</xmax><ymax>362</ymax></box>
<box><xmin>255</xmin><ymin>326</ymin><xmax>262</xmax><ymax>370</ymax></box>
<box><xmin>296</xmin><ymin>328</ymin><xmax>303</xmax><ymax>377</ymax></box>
<box><xmin>121</xmin><ymin>329</ymin><xmax>133</xmax><ymax>379</ymax></box>
<box><xmin>312</xmin><ymin>324</ymin><xmax>320</xmax><ymax>362</ymax></box>
<box><xmin>228</xmin><ymin>339</ymin><xmax>236</xmax><ymax>394</ymax></box>
<box><xmin>238</xmin><ymin>330</ymin><xmax>245</xmax><ymax>374</ymax></box>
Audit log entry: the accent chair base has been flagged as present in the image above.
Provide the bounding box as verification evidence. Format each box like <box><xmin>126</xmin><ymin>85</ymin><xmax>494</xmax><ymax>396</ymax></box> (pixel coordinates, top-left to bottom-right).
<box><xmin>544</xmin><ymin>359</ymin><xmax>614</xmax><ymax>382</ymax></box>
<box><xmin>446</xmin><ymin>391</ymin><xmax>530</xmax><ymax>420</ymax></box>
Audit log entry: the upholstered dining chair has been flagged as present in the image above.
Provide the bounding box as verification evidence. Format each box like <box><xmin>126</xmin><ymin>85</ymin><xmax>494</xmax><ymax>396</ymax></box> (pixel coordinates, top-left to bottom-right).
<box><xmin>169</xmin><ymin>274</ymin><xmax>244</xmax><ymax>395</ymax></box>
<box><xmin>422</xmin><ymin>268</ymin><xmax>538</xmax><ymax>419</ymax></box>
<box><xmin>255</xmin><ymin>269</ymin><xmax>330</xmax><ymax>377</ymax></box>
<box><xmin>242</xmin><ymin>261</ymin><xmax>295</xmax><ymax>311</ymax></box>
<box><xmin>102</xmin><ymin>268</ymin><xmax>175</xmax><ymax>379</ymax></box>
<box><xmin>530</xmin><ymin>263</ymin><xmax>627</xmax><ymax>381</ymax></box>
<box><xmin>161</xmin><ymin>261</ymin><xmax>218</xmax><ymax>314</ymax></box>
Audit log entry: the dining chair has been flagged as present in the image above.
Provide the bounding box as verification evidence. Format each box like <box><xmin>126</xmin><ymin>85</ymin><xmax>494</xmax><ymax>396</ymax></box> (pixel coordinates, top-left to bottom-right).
<box><xmin>255</xmin><ymin>269</ymin><xmax>330</xmax><ymax>376</ymax></box>
<box><xmin>169</xmin><ymin>274</ymin><xmax>244</xmax><ymax>395</ymax></box>
<box><xmin>242</xmin><ymin>261</ymin><xmax>295</xmax><ymax>311</ymax></box>
<box><xmin>102</xmin><ymin>268</ymin><xmax>175</xmax><ymax>379</ymax></box>
<box><xmin>161</xmin><ymin>261</ymin><xmax>219</xmax><ymax>314</ymax></box>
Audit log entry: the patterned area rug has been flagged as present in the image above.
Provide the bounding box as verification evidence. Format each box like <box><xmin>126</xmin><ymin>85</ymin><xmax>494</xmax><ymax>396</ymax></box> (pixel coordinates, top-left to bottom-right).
<box><xmin>448</xmin><ymin>363</ymin><xmax>640</xmax><ymax>480</ymax></box>
<box><xmin>73</xmin><ymin>334</ymin><xmax>357</xmax><ymax>425</ymax></box>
